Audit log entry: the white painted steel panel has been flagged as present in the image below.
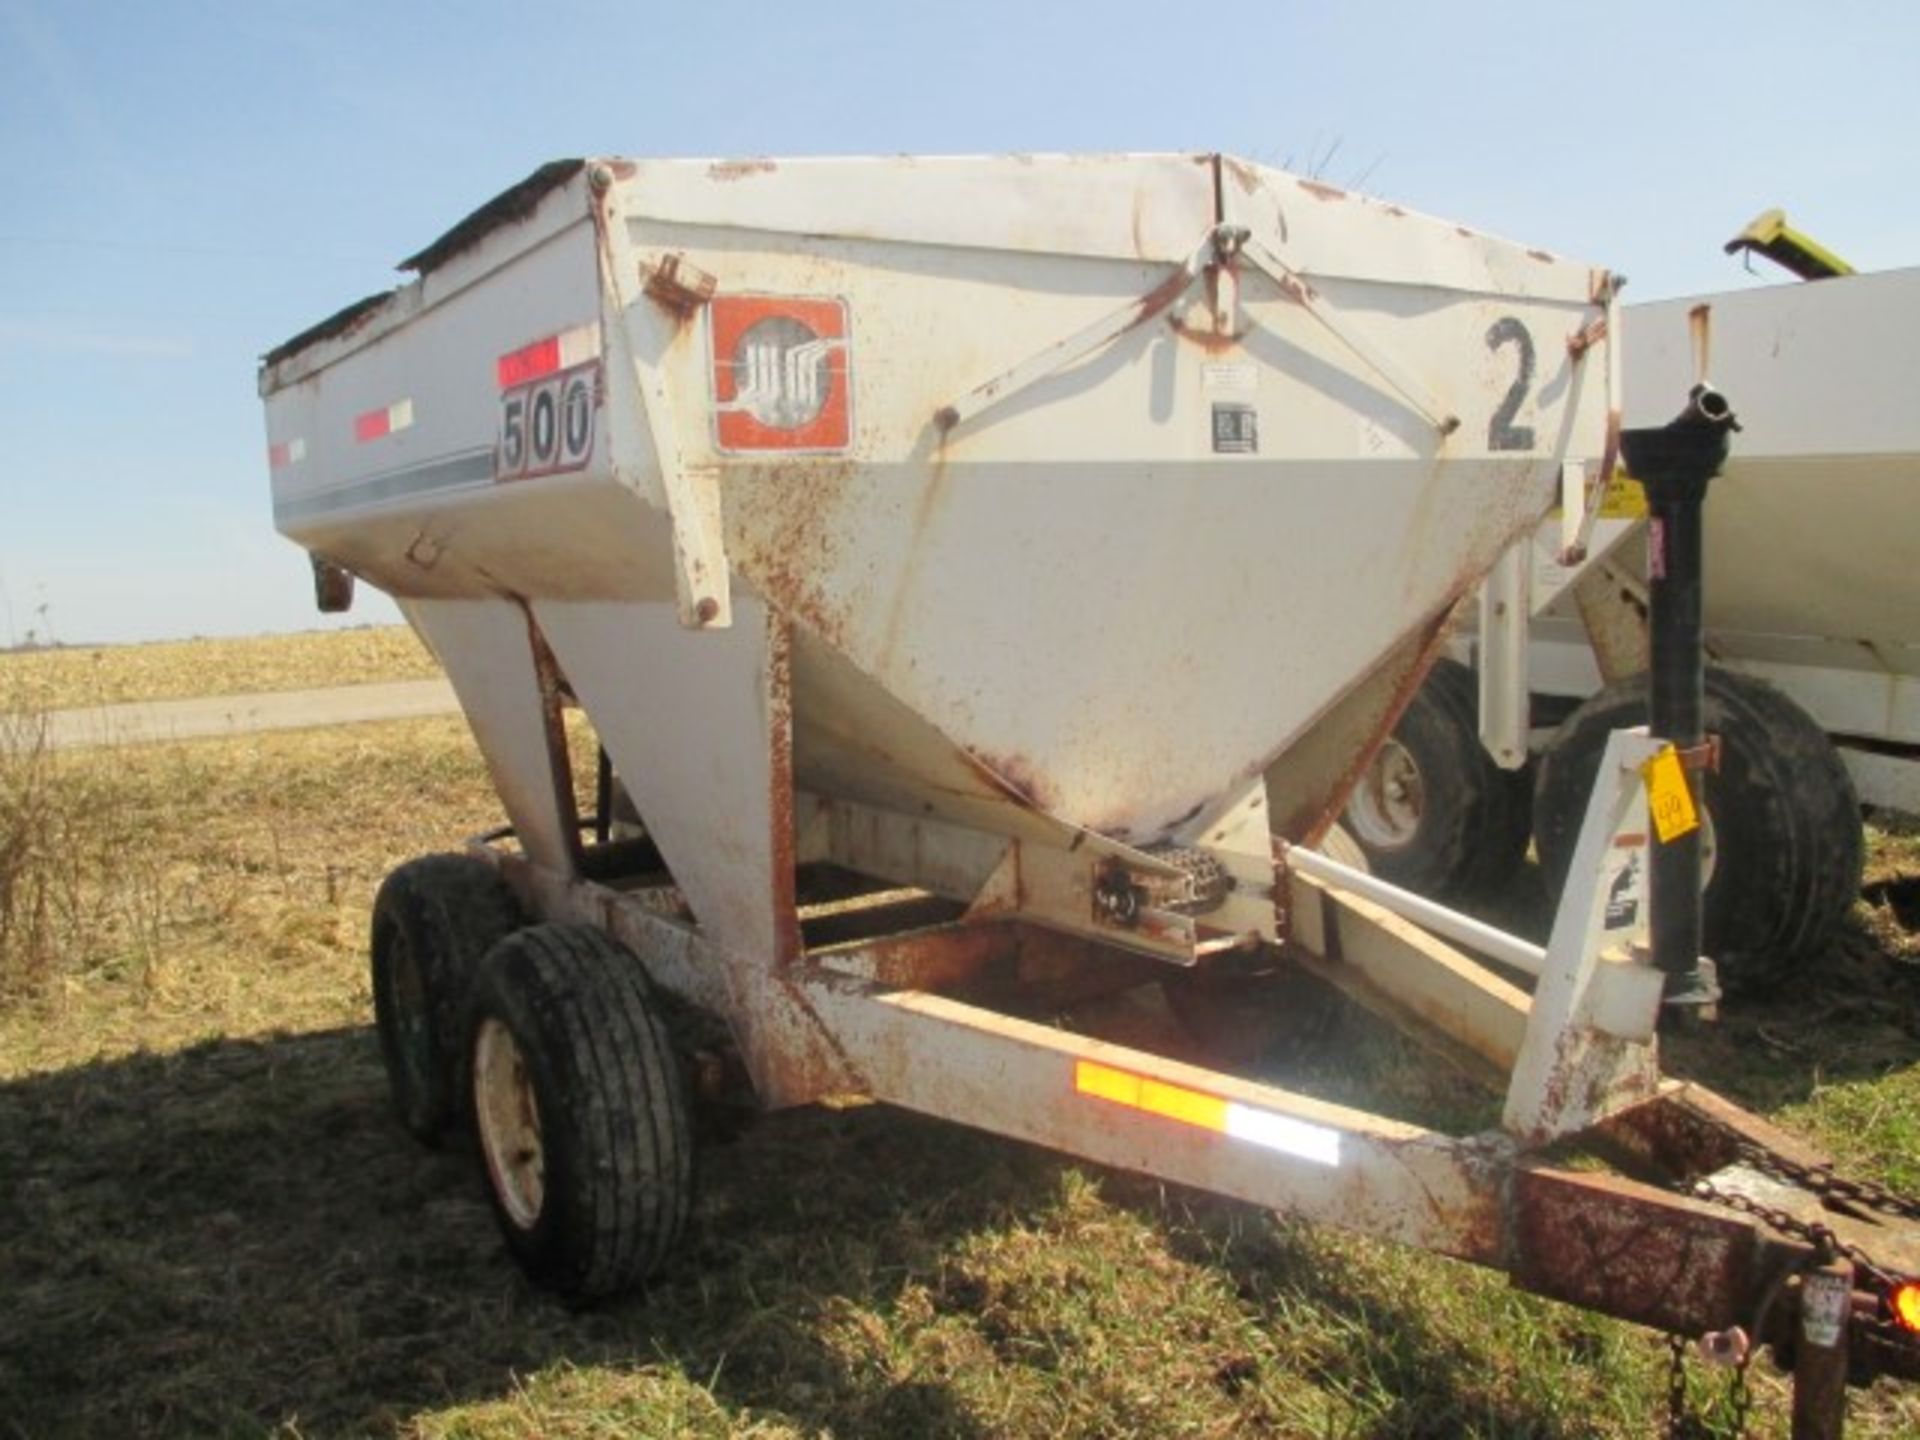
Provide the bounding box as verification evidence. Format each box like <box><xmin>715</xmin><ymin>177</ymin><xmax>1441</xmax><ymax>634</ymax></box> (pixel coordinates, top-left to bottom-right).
<box><xmin>1626</xmin><ymin>271</ymin><xmax>1920</xmax><ymax>667</ymax></box>
<box><xmin>262</xmin><ymin>154</ymin><xmax>1616</xmax><ymax>918</ymax></box>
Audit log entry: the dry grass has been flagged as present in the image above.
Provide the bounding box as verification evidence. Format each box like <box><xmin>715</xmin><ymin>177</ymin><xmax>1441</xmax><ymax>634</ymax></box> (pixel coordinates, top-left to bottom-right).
<box><xmin>4</xmin><ymin>648</ymin><xmax>1920</xmax><ymax>1436</ymax></box>
<box><xmin>0</xmin><ymin>625</ymin><xmax>436</xmax><ymax>711</ymax></box>
<box><xmin>0</xmin><ymin>715</ymin><xmax>494</xmax><ymax>1071</ymax></box>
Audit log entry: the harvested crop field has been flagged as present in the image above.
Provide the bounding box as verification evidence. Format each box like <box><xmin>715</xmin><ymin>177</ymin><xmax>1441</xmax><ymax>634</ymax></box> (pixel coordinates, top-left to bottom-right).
<box><xmin>2</xmin><ymin>626</ymin><xmax>437</xmax><ymax>711</ymax></box>
<box><xmin>4</xmin><ymin>641</ymin><xmax>1920</xmax><ymax>1437</ymax></box>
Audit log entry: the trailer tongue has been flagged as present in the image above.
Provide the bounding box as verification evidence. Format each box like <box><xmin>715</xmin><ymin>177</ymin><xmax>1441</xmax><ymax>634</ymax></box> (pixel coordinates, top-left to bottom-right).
<box><xmin>261</xmin><ymin>154</ymin><xmax>1920</xmax><ymax>1435</ymax></box>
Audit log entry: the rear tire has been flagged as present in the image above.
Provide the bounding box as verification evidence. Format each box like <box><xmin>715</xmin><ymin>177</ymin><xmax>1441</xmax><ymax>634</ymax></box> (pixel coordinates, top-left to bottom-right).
<box><xmin>466</xmin><ymin>923</ymin><xmax>693</xmax><ymax>1302</ymax></box>
<box><xmin>1342</xmin><ymin>659</ymin><xmax>1532</xmax><ymax>901</ymax></box>
<box><xmin>370</xmin><ymin>854</ymin><xmax>523</xmax><ymax>1143</ymax></box>
<box><xmin>1533</xmin><ymin>667</ymin><xmax>1862</xmax><ymax>992</ymax></box>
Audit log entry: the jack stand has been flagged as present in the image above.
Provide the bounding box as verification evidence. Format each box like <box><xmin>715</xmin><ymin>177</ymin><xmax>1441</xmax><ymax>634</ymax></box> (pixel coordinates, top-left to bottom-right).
<box><xmin>1618</xmin><ymin>381</ymin><xmax>1739</xmax><ymax>1019</ymax></box>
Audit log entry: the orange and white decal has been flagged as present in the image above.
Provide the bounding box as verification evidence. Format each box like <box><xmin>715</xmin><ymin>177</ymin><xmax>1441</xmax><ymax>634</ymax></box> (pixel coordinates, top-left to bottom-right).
<box><xmin>496</xmin><ymin>324</ymin><xmax>601</xmax><ymax>390</ymax></box>
<box><xmin>354</xmin><ymin>399</ymin><xmax>414</xmax><ymax>443</ymax></box>
<box><xmin>267</xmin><ymin>437</ymin><xmax>307</xmax><ymax>470</ymax></box>
<box><xmin>1074</xmin><ymin>1059</ymin><xmax>1341</xmax><ymax>1166</ymax></box>
<box><xmin>710</xmin><ymin>295</ymin><xmax>851</xmax><ymax>453</ymax></box>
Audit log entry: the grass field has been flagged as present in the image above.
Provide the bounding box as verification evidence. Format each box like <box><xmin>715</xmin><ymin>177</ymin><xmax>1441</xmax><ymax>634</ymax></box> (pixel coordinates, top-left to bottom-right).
<box><xmin>4</xmin><ymin>645</ymin><xmax>1920</xmax><ymax>1437</ymax></box>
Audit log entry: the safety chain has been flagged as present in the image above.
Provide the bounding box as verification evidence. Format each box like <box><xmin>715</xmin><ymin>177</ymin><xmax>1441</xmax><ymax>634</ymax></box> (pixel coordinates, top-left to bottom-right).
<box><xmin>1684</xmin><ymin>1103</ymin><xmax>1918</xmax><ymax>1294</ymax></box>
<box><xmin>1692</xmin><ymin>1176</ymin><xmax>1900</xmax><ymax>1294</ymax></box>
<box><xmin>1659</xmin><ymin>1100</ymin><xmax>1920</xmax><ymax>1437</ymax></box>
<box><xmin>1664</xmin><ymin>1328</ymin><xmax>1753</xmax><ymax>1439</ymax></box>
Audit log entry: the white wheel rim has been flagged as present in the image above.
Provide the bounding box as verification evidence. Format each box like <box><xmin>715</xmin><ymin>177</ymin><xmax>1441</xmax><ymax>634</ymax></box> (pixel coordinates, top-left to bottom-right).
<box><xmin>474</xmin><ymin>1017</ymin><xmax>545</xmax><ymax>1230</ymax></box>
<box><xmin>1346</xmin><ymin>739</ymin><xmax>1424</xmax><ymax>850</ymax></box>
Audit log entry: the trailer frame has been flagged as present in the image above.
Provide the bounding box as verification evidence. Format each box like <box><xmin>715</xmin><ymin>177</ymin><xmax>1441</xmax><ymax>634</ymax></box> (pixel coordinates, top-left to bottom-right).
<box><xmin>453</xmin><ymin>700</ymin><xmax>1920</xmax><ymax>1434</ymax></box>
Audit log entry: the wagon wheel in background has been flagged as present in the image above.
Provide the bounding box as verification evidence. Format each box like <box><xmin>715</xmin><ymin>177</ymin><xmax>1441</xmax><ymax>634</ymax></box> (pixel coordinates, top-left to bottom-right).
<box><xmin>1342</xmin><ymin>659</ymin><xmax>1533</xmax><ymax>903</ymax></box>
<box><xmin>1533</xmin><ymin>666</ymin><xmax>1863</xmax><ymax>994</ymax></box>
<box><xmin>369</xmin><ymin>853</ymin><xmax>524</xmax><ymax>1143</ymax></box>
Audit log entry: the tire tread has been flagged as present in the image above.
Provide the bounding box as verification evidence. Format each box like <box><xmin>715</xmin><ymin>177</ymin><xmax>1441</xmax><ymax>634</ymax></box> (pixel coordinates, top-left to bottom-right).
<box><xmin>466</xmin><ymin>922</ymin><xmax>692</xmax><ymax>1300</ymax></box>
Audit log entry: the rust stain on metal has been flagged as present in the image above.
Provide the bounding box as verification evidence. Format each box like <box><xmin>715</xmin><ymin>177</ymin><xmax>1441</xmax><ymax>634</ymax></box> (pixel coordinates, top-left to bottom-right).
<box><xmin>1383</xmin><ymin>204</ymin><xmax>1408</xmax><ymax>219</ymax></box>
<box><xmin>1413</xmin><ymin>1133</ymin><xmax>1508</xmax><ymax>1263</ymax></box>
<box><xmin>767</xmin><ymin>615</ymin><xmax>803</xmax><ymax>967</ymax></box>
<box><xmin>1567</xmin><ymin>315</ymin><xmax>1609</xmax><ymax>360</ymax></box>
<box><xmin>1168</xmin><ymin>312</ymin><xmax>1244</xmax><ymax>352</ymax></box>
<box><xmin>1512</xmin><ymin>1165</ymin><xmax>1772</xmax><ymax>1335</ymax></box>
<box><xmin>263</xmin><ymin>290</ymin><xmax>394</xmax><ymax>369</ymax></box>
<box><xmin>738</xmin><ymin>459</ymin><xmax>860</xmax><ymax>653</ymax></box>
<box><xmin>1526</xmin><ymin>248</ymin><xmax>1557</xmax><ymax>264</ymax></box>
<box><xmin>401</xmin><ymin>159</ymin><xmax>586</xmax><ymax>275</ymax></box>
<box><xmin>961</xmin><ymin>748</ymin><xmax>1061</xmax><ymax>813</ymax></box>
<box><xmin>1223</xmin><ymin>156</ymin><xmax>1263</xmax><ymax>196</ymax></box>
<box><xmin>750</xmin><ymin>973</ymin><xmax>865</xmax><ymax>1106</ymax></box>
<box><xmin>644</xmin><ymin>253</ymin><xmax>718</xmax><ymax>318</ymax></box>
<box><xmin>1272</xmin><ymin>609</ymin><xmax>1453</xmax><ymax>844</ymax></box>
<box><xmin>851</xmin><ymin>923</ymin><xmax>1017</xmax><ymax>989</ymax></box>
<box><xmin>524</xmin><ymin>607</ymin><xmax>586</xmax><ymax>872</ymax></box>
<box><xmin>1273</xmin><ymin>272</ymin><xmax>1319</xmax><ymax>307</ymax></box>
<box><xmin>875</xmin><ymin>444</ymin><xmax>953</xmax><ymax>670</ymax></box>
<box><xmin>1599</xmin><ymin>1085</ymin><xmax>1833</xmax><ymax>1182</ymax></box>
<box><xmin>709</xmin><ymin>158</ymin><xmax>777</xmax><ymax>182</ymax></box>
<box><xmin>1125</xmin><ymin>263</ymin><xmax>1204</xmax><ymax>335</ymax></box>
<box><xmin>1298</xmin><ymin>179</ymin><xmax>1348</xmax><ymax>203</ymax></box>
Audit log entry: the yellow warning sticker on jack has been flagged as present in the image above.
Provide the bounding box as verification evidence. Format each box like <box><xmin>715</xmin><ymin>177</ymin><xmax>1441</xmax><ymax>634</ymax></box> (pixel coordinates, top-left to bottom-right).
<box><xmin>1598</xmin><ymin>473</ymin><xmax>1648</xmax><ymax>520</ymax></box>
<box><xmin>1642</xmin><ymin>746</ymin><xmax>1699</xmax><ymax>843</ymax></box>
<box><xmin>1545</xmin><ymin>473</ymin><xmax>1646</xmax><ymax>524</ymax></box>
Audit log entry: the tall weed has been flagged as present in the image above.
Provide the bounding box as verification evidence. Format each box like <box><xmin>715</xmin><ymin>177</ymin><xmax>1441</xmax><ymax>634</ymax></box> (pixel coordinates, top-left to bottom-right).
<box><xmin>0</xmin><ymin>691</ymin><xmax>63</xmax><ymax>998</ymax></box>
<box><xmin>0</xmin><ymin>677</ymin><xmax>168</xmax><ymax>1005</ymax></box>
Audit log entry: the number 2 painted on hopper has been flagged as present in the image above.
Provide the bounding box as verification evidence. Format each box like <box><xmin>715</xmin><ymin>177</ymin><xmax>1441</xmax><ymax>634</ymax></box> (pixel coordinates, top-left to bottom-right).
<box><xmin>1486</xmin><ymin>317</ymin><xmax>1537</xmax><ymax>451</ymax></box>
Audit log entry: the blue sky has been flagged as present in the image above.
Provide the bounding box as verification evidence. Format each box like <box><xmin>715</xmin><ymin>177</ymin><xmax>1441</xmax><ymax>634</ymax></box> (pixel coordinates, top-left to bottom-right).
<box><xmin>3</xmin><ymin>0</ymin><xmax>1915</xmax><ymax>645</ymax></box>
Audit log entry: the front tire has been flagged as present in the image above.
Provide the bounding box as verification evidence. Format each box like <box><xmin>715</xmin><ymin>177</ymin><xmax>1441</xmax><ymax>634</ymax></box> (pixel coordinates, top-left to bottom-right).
<box><xmin>1532</xmin><ymin>667</ymin><xmax>1862</xmax><ymax>992</ymax></box>
<box><xmin>467</xmin><ymin>923</ymin><xmax>693</xmax><ymax>1302</ymax></box>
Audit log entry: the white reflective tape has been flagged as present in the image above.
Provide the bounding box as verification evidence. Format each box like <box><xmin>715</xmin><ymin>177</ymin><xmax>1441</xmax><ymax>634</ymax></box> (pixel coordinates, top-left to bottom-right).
<box><xmin>555</xmin><ymin>323</ymin><xmax>600</xmax><ymax>369</ymax></box>
<box><xmin>1224</xmin><ymin>1102</ymin><xmax>1342</xmax><ymax>1167</ymax></box>
<box><xmin>388</xmin><ymin>398</ymin><xmax>414</xmax><ymax>433</ymax></box>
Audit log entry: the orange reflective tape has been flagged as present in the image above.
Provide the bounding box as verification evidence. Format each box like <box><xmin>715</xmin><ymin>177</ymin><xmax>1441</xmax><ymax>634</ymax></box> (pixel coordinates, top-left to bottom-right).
<box><xmin>1137</xmin><ymin>1077</ymin><xmax>1229</xmax><ymax>1132</ymax></box>
<box><xmin>1075</xmin><ymin>1059</ymin><xmax>1140</xmax><ymax>1107</ymax></box>
<box><xmin>1075</xmin><ymin>1059</ymin><xmax>1229</xmax><ymax>1134</ymax></box>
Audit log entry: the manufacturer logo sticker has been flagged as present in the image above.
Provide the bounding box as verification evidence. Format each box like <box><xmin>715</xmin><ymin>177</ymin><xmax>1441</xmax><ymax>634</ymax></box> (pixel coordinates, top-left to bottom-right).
<box><xmin>710</xmin><ymin>296</ymin><xmax>851</xmax><ymax>453</ymax></box>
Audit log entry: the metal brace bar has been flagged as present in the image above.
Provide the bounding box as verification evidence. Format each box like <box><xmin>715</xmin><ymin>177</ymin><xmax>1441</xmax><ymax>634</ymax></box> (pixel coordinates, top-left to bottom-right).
<box><xmin>1284</xmin><ymin>841</ymin><xmax>1547</xmax><ymax>977</ymax></box>
<box><xmin>1559</xmin><ymin>275</ymin><xmax>1625</xmax><ymax>565</ymax></box>
<box><xmin>1238</xmin><ymin>237</ymin><xmax>1461</xmax><ymax>437</ymax></box>
<box><xmin>1477</xmin><ymin>538</ymin><xmax>1531</xmax><ymax>771</ymax></box>
<box><xmin>934</xmin><ymin>228</ymin><xmax>1225</xmax><ymax>434</ymax></box>
<box><xmin>594</xmin><ymin>187</ymin><xmax>732</xmax><ymax>630</ymax></box>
